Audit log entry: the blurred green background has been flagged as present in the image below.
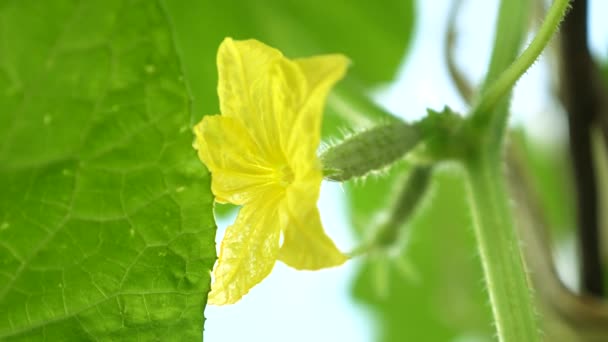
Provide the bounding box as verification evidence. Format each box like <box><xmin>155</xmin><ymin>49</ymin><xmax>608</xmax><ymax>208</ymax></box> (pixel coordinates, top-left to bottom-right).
<box><xmin>3</xmin><ymin>0</ymin><xmax>607</xmax><ymax>341</ymax></box>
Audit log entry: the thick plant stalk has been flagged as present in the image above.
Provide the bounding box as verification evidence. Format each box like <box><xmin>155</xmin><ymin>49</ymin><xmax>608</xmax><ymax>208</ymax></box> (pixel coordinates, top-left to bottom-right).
<box><xmin>461</xmin><ymin>0</ymin><xmax>571</xmax><ymax>340</ymax></box>
<box><xmin>472</xmin><ymin>0</ymin><xmax>570</xmax><ymax>128</ymax></box>
<box><xmin>465</xmin><ymin>154</ymin><xmax>540</xmax><ymax>341</ymax></box>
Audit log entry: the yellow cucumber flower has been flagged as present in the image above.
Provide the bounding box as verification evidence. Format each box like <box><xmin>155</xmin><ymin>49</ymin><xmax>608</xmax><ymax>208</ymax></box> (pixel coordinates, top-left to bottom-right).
<box><xmin>194</xmin><ymin>38</ymin><xmax>349</xmax><ymax>305</ymax></box>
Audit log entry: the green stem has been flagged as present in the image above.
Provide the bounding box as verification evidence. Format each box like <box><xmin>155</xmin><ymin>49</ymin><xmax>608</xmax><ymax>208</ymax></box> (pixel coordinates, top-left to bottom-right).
<box><xmin>465</xmin><ymin>155</ymin><xmax>540</xmax><ymax>341</ymax></box>
<box><xmin>472</xmin><ymin>0</ymin><xmax>570</xmax><ymax>117</ymax></box>
<box><xmin>464</xmin><ymin>3</ymin><xmax>571</xmax><ymax>337</ymax></box>
<box><xmin>350</xmin><ymin>166</ymin><xmax>433</xmax><ymax>257</ymax></box>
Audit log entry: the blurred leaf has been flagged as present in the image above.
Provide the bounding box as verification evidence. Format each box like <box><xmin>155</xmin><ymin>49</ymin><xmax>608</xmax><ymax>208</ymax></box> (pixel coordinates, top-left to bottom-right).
<box><xmin>162</xmin><ymin>0</ymin><xmax>415</xmax><ymax>121</ymax></box>
<box><xmin>510</xmin><ymin>129</ymin><xmax>575</xmax><ymax>235</ymax></box>
<box><xmin>0</xmin><ymin>1</ymin><xmax>215</xmax><ymax>340</ymax></box>
<box><xmin>213</xmin><ymin>202</ymin><xmax>238</xmax><ymax>219</ymax></box>
<box><xmin>349</xmin><ymin>166</ymin><xmax>493</xmax><ymax>341</ymax></box>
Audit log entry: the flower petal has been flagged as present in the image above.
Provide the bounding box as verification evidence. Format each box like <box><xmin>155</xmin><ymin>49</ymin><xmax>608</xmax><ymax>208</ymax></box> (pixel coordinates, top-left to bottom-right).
<box><xmin>217</xmin><ymin>37</ymin><xmax>283</xmax><ymax>130</ymax></box>
<box><xmin>248</xmin><ymin>54</ymin><xmax>348</xmax><ymax>170</ymax></box>
<box><xmin>295</xmin><ymin>54</ymin><xmax>350</xmax><ymax>98</ymax></box>
<box><xmin>217</xmin><ymin>38</ymin><xmax>290</xmax><ymax>164</ymax></box>
<box><xmin>280</xmin><ymin>177</ymin><xmax>347</xmax><ymax>270</ymax></box>
<box><xmin>194</xmin><ymin>115</ymin><xmax>278</xmax><ymax>205</ymax></box>
<box><xmin>208</xmin><ymin>200</ymin><xmax>282</xmax><ymax>305</ymax></box>
<box><xmin>244</xmin><ymin>58</ymin><xmax>306</xmax><ymax>165</ymax></box>
<box><xmin>278</xmin><ymin>201</ymin><xmax>348</xmax><ymax>270</ymax></box>
<box><xmin>290</xmin><ymin>54</ymin><xmax>349</xmax><ymax>155</ymax></box>
<box><xmin>218</xmin><ymin>40</ymin><xmax>347</xmax><ymax>168</ymax></box>
<box><xmin>253</xmin><ymin>55</ymin><xmax>348</xmax><ymax>172</ymax></box>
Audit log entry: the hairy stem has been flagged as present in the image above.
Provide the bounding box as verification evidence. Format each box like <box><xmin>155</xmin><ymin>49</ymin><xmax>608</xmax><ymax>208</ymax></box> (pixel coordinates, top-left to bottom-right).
<box><xmin>465</xmin><ymin>154</ymin><xmax>540</xmax><ymax>341</ymax></box>
<box><xmin>460</xmin><ymin>2</ymin><xmax>570</xmax><ymax>339</ymax></box>
<box><xmin>350</xmin><ymin>166</ymin><xmax>433</xmax><ymax>257</ymax></box>
<box><xmin>472</xmin><ymin>0</ymin><xmax>570</xmax><ymax>118</ymax></box>
<box><xmin>320</xmin><ymin>122</ymin><xmax>420</xmax><ymax>182</ymax></box>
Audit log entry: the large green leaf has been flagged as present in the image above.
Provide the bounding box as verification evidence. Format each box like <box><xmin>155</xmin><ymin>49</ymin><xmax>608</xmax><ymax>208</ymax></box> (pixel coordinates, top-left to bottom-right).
<box><xmin>0</xmin><ymin>1</ymin><xmax>215</xmax><ymax>340</ymax></box>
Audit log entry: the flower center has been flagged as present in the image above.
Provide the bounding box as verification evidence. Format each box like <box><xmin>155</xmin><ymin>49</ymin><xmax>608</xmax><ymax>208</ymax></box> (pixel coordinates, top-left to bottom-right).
<box><xmin>277</xmin><ymin>165</ymin><xmax>294</xmax><ymax>187</ymax></box>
